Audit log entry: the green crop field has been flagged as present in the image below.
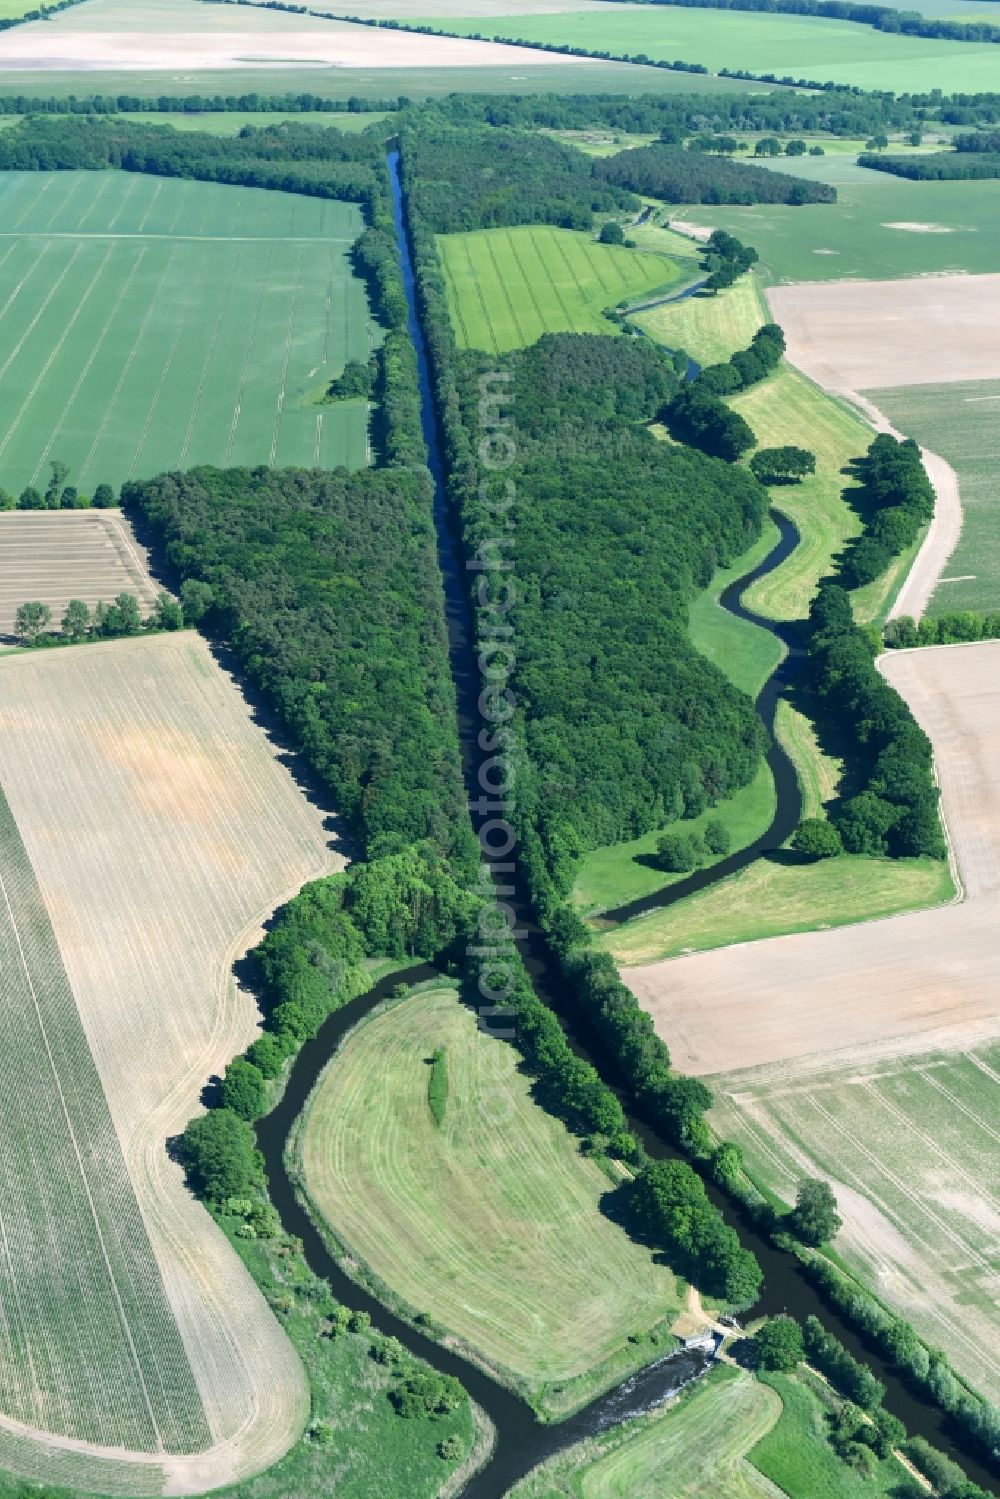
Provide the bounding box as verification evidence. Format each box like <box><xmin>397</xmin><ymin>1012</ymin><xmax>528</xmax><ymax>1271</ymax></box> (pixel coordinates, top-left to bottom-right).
<box><xmin>509</xmin><ymin>1367</ymin><xmax>784</xmax><ymax>1499</ymax></box>
<box><xmin>0</xmin><ymin>170</ymin><xmax>376</xmax><ymax>493</ymax></box>
<box><xmin>673</xmin><ymin>177</ymin><xmax>1000</xmax><ymax>284</ymax></box>
<box><xmin>295</xmin><ymin>985</ymin><xmax>686</xmax><ymax>1416</ymax></box>
<box><xmin>864</xmin><ymin>379</ymin><xmax>1000</xmax><ymax>615</ymax></box>
<box><xmin>712</xmin><ymin>1047</ymin><xmax>1000</xmax><ymax>1405</ymax></box>
<box><xmin>437</xmin><ymin>224</ymin><xmax>686</xmax><ymax>352</ymax></box>
<box><xmin>409</xmin><ymin>6</ymin><xmax>1000</xmax><ymax>92</ymax></box>
<box><xmin>751</xmin><ymin>1371</ymin><xmax>924</xmax><ymax>1497</ymax></box>
<box><xmin>0</xmin><ymin>788</ymin><xmax>208</xmax><ymax>1457</ymax></box>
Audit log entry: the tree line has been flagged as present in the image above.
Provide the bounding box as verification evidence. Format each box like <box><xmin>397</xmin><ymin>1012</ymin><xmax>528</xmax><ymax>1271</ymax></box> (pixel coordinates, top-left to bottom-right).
<box><xmin>595</xmin><ymin>141</ymin><xmax>836</xmax><ymax>204</ymax></box>
<box><xmin>0</xmin><ymin>90</ymin><xmax>396</xmax><ymax>116</ymax></box>
<box><xmin>11</xmin><ymin>591</ymin><xmax>181</xmax><ymax>646</ymax></box>
<box><xmin>600</xmin><ymin>0</ymin><xmax>1000</xmax><ymax>47</ymax></box>
<box><xmin>859</xmin><ymin>149</ymin><xmax>1000</xmax><ymax>179</ymax></box>
<box><xmin>666</xmin><ymin>319</ymin><xmax>785</xmax><ymax>461</ymax></box>
<box><xmin>839</xmin><ymin>434</ymin><xmax>935</xmax><ymax>588</ymax></box>
<box><xmin>885</xmin><ymin>610</ymin><xmax>1000</xmax><ymax>648</ymax></box>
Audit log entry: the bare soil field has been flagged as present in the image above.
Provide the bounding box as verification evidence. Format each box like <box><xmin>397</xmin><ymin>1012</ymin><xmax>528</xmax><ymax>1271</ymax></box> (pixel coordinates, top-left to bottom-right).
<box><xmin>624</xmin><ymin>642</ymin><xmax>1000</xmax><ymax>1076</ymax></box>
<box><xmin>0</xmin><ymin>0</ymin><xmax>589</xmax><ymax>70</ymax></box>
<box><xmin>0</xmin><ymin>632</ymin><xmax>340</xmax><ymax>1493</ymax></box>
<box><xmin>768</xmin><ymin>274</ymin><xmax>1000</xmax><ymax>391</ymax></box>
<box><xmin>0</xmin><ymin>511</ymin><xmax>161</xmax><ymax>640</ymax></box>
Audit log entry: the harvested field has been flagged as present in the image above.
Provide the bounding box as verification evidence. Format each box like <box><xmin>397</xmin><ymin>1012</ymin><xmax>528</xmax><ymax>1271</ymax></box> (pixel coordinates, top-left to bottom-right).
<box><xmin>297</xmin><ymin>985</ymin><xmax>686</xmax><ymax>1416</ymax></box>
<box><xmin>0</xmin><ymin>0</ymin><xmax>591</xmax><ymax>70</ymax></box>
<box><xmin>437</xmin><ymin>224</ymin><xmax>684</xmax><ymax>353</ymax></box>
<box><xmin>711</xmin><ymin>1045</ymin><xmax>1000</xmax><ymax>1405</ymax></box>
<box><xmin>0</xmin><ymin>170</ymin><xmax>374</xmax><ymax>491</ymax></box>
<box><xmin>0</xmin><ymin>510</ymin><xmax>160</xmax><ymax>639</ymax></box>
<box><xmin>0</xmin><ymin>631</ymin><xmax>339</xmax><ymax>1492</ymax></box>
<box><xmin>768</xmin><ymin>274</ymin><xmax>1000</xmax><ymax>391</ymax></box>
<box><xmin>623</xmin><ymin>642</ymin><xmax>1000</xmax><ymax>1075</ymax></box>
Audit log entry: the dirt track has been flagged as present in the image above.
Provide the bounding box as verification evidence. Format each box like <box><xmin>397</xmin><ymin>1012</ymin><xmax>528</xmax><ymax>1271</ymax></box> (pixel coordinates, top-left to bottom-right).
<box><xmin>624</xmin><ymin>642</ymin><xmax>1000</xmax><ymax>1076</ymax></box>
<box><xmin>0</xmin><ymin>634</ymin><xmax>340</xmax><ymax>1493</ymax></box>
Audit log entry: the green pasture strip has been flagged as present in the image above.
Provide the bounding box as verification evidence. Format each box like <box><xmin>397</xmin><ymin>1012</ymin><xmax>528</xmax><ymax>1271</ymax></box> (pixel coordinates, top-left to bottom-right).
<box><xmin>0</xmin><ymin>788</ymin><xmax>207</xmax><ymax>1450</ymax></box>
<box><xmin>436</xmin><ymin>224</ymin><xmax>685</xmax><ymax>352</ymax></box>
<box><xmin>409</xmin><ymin>8</ymin><xmax>1000</xmax><ymax>94</ymax></box>
<box><xmin>0</xmin><ymin>172</ymin><xmax>374</xmax><ymax>491</ymax></box>
<box><xmin>751</xmin><ymin>1371</ymin><xmax>925</xmax><ymax>1497</ymax></box>
<box><xmin>674</xmin><ymin>178</ymin><xmax>1000</xmax><ymax>284</ymax></box>
<box><xmin>295</xmin><ymin>985</ymin><xmax>686</xmax><ymax>1418</ymax></box>
<box><xmin>632</xmin><ymin>273</ymin><xmax>764</xmax><ymax>366</ymax></box>
<box><xmin>599</xmin><ymin>852</ymin><xmax>953</xmax><ymax>964</ymax></box>
<box><xmin>509</xmin><ymin>1366</ymin><xmax>783</xmax><ymax>1498</ymax></box>
<box><xmin>864</xmin><ymin>378</ymin><xmax>1000</xmax><ymax>615</ymax></box>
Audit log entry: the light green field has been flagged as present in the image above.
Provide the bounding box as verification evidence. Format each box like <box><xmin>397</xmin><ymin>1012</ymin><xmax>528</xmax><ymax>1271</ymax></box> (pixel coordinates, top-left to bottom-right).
<box><xmin>0</xmin><ymin>789</ymin><xmax>208</xmax><ymax>1454</ymax></box>
<box><xmin>118</xmin><ymin>109</ymin><xmax>390</xmax><ymax>135</ymax></box>
<box><xmin>674</xmin><ymin>178</ymin><xmax>1000</xmax><ymax>284</ymax></box>
<box><xmin>0</xmin><ymin>171</ymin><xmax>375</xmax><ymax>492</ymax></box>
<box><xmin>436</xmin><ymin>224</ymin><xmax>686</xmax><ymax>352</ymax></box>
<box><xmin>411</xmin><ymin>6</ymin><xmax>1000</xmax><ymax>92</ymax></box>
<box><xmin>632</xmin><ymin>273</ymin><xmax>764</xmax><ymax>366</ymax></box>
<box><xmin>751</xmin><ymin>1371</ymin><xmax>924</xmax><ymax>1497</ymax></box>
<box><xmin>774</xmin><ymin>698</ymin><xmax>841</xmax><ymax>820</ymax></box>
<box><xmin>296</xmin><ymin>986</ymin><xmax>687</xmax><ymax>1415</ymax></box>
<box><xmin>865</xmin><ymin>379</ymin><xmax>1000</xmax><ymax>615</ymax></box>
<box><xmin>596</xmin><ymin>852</ymin><xmax>954</xmax><ymax>963</ymax></box>
<box><xmin>712</xmin><ymin>1047</ymin><xmax>1000</xmax><ymax>1406</ymax></box>
<box><xmin>510</xmin><ymin>1367</ymin><xmax>785</xmax><ymax>1499</ymax></box>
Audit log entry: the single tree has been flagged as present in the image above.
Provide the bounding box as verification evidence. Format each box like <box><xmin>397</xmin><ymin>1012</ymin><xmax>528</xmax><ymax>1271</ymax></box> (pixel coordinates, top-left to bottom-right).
<box><xmin>750</xmin><ymin>446</ymin><xmax>816</xmax><ymax>485</ymax></box>
<box><xmin>755</xmin><ymin>1315</ymin><xmax>804</xmax><ymax>1371</ymax></box>
<box><xmin>0</xmin><ymin>487</ymin><xmax>13</xmax><ymax>511</ymax></box>
<box><xmin>17</xmin><ymin>486</ymin><xmax>43</xmax><ymax>510</ymax></box>
<box><xmin>220</xmin><ymin>1058</ymin><xmax>267</xmax><ymax>1121</ymax></box>
<box><xmin>100</xmin><ymin>592</ymin><xmax>142</xmax><ymax>638</ymax></box>
<box><xmin>179</xmin><ymin>577</ymin><xmax>215</xmax><ymax>624</ymax></box>
<box><xmin>656</xmin><ymin>831</ymin><xmax>703</xmax><ymax>872</ymax></box>
<box><xmin>808</xmin><ymin>145</ymin><xmax>825</xmax><ymax>156</ymax></box>
<box><xmin>703</xmin><ymin>818</ymin><xmax>731</xmax><ymax>855</ymax></box>
<box><xmin>598</xmin><ymin>219</ymin><xmax>625</xmax><ymax>245</ymax></box>
<box><xmin>59</xmin><ymin>486</ymin><xmax>79</xmax><ymax>509</ymax></box>
<box><xmin>784</xmin><ymin>139</ymin><xmax>807</xmax><ymax>156</ymax></box>
<box><xmin>92</xmin><ymin>482</ymin><xmax>115</xmax><ymax>509</ymax></box>
<box><xmin>179</xmin><ymin>1108</ymin><xmax>260</xmax><ymax>1201</ymax></box>
<box><xmin>908</xmin><ymin>130</ymin><xmax>923</xmax><ymax>147</ymax></box>
<box><xmin>45</xmin><ymin>460</ymin><xmax>69</xmax><ymax>508</ymax></box>
<box><xmin>754</xmin><ymin>136</ymin><xmax>781</xmax><ymax>156</ymax></box>
<box><xmin>14</xmin><ymin>600</ymin><xmax>51</xmax><ymax>644</ymax></box>
<box><xmin>789</xmin><ymin>1178</ymin><xmax>842</xmax><ymax>1246</ymax></box>
<box><xmin>153</xmin><ymin>591</ymin><xmax>184</xmax><ymax>631</ymax></box>
<box><xmin>866</xmin><ymin>133</ymin><xmax>890</xmax><ymax>151</ymax></box>
<box><xmin>792</xmin><ymin>818</ymin><xmax>843</xmax><ymax>860</ymax></box>
<box><xmin>61</xmin><ymin>598</ymin><xmax>90</xmax><ymax>642</ymax></box>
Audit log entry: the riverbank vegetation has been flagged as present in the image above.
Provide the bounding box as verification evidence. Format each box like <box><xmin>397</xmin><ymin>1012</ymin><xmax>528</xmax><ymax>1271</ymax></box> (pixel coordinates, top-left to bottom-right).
<box><xmin>295</xmin><ymin>986</ymin><xmax>688</xmax><ymax>1417</ymax></box>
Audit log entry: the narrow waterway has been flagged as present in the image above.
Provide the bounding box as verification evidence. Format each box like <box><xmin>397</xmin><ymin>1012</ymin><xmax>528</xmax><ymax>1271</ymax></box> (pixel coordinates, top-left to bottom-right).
<box><xmin>256</xmin><ymin>151</ymin><xmax>997</xmax><ymax>1499</ymax></box>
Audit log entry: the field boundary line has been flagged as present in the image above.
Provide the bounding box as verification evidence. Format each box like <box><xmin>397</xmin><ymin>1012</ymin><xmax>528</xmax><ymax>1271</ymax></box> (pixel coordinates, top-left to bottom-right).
<box><xmin>0</xmin><ymin>863</ymin><xmax>166</xmax><ymax>1451</ymax></box>
<box><xmin>0</xmin><ymin>243</ymin><xmax>116</xmax><ymax>463</ymax></box>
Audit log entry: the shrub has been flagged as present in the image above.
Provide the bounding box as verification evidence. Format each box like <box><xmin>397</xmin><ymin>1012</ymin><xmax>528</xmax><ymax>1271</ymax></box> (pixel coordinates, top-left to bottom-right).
<box><xmin>656</xmin><ymin>831</ymin><xmax>703</xmax><ymax>871</ymax></box>
<box><xmin>702</xmin><ymin>818</ymin><xmax>731</xmax><ymax>855</ymax></box>
<box><xmin>220</xmin><ymin>1058</ymin><xmax>268</xmax><ymax>1121</ymax></box>
<box><xmin>179</xmin><ymin>1108</ymin><xmax>260</xmax><ymax>1201</ymax></box>
<box><xmin>755</xmin><ymin>1315</ymin><xmax>804</xmax><ymax>1371</ymax></box>
<box><xmin>791</xmin><ymin>818</ymin><xmax>842</xmax><ymax>859</ymax></box>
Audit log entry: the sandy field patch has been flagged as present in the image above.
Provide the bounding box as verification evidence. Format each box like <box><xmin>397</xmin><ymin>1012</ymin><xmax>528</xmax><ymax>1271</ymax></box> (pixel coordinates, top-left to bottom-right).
<box><xmin>768</xmin><ymin>273</ymin><xmax>1000</xmax><ymax>390</ymax></box>
<box><xmin>0</xmin><ymin>0</ymin><xmax>588</xmax><ymax>70</ymax></box>
<box><xmin>882</xmin><ymin>221</ymin><xmax>956</xmax><ymax>233</ymax></box>
<box><xmin>625</xmin><ymin>641</ymin><xmax>1000</xmax><ymax>1076</ymax></box>
<box><xmin>0</xmin><ymin>510</ymin><xmax>160</xmax><ymax>639</ymax></box>
<box><xmin>0</xmin><ymin>633</ymin><xmax>341</xmax><ymax>1492</ymax></box>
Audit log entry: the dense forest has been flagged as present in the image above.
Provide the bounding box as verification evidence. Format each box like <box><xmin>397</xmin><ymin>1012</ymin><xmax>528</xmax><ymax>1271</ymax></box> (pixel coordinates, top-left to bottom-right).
<box><xmin>125</xmin><ymin>466</ymin><xmax>476</xmax><ymax>871</ymax></box>
<box><xmin>396</xmin><ymin>126</ymin><xmax>635</xmax><ymax>233</ymax></box>
<box><xmin>859</xmin><ymin>149</ymin><xmax>1000</xmax><ymax>179</ymax></box>
<box><xmin>595</xmin><ymin>141</ymin><xmax>836</xmax><ymax>203</ymax></box>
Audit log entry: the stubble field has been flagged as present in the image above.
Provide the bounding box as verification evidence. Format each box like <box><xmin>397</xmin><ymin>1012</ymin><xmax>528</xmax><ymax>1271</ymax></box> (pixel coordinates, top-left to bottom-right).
<box><xmin>437</xmin><ymin>224</ymin><xmax>685</xmax><ymax>352</ymax></box>
<box><xmin>297</xmin><ymin>985</ymin><xmax>686</xmax><ymax>1415</ymax></box>
<box><xmin>0</xmin><ymin>170</ymin><xmax>375</xmax><ymax>493</ymax></box>
<box><xmin>0</xmin><ymin>631</ymin><xmax>340</xmax><ymax>1492</ymax></box>
<box><xmin>0</xmin><ymin>510</ymin><xmax>161</xmax><ymax>638</ymax></box>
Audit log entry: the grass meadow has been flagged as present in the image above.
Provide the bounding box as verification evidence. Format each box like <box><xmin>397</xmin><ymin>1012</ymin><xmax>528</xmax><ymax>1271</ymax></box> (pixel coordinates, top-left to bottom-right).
<box><xmin>437</xmin><ymin>224</ymin><xmax>687</xmax><ymax>352</ymax></box>
<box><xmin>0</xmin><ymin>788</ymin><xmax>208</xmax><ymax>1457</ymax></box>
<box><xmin>0</xmin><ymin>170</ymin><xmax>375</xmax><ymax>493</ymax></box>
<box><xmin>411</xmin><ymin>6</ymin><xmax>1000</xmax><ymax>92</ymax></box>
<box><xmin>670</xmin><ymin>177</ymin><xmax>1000</xmax><ymax>284</ymax></box>
<box><xmin>296</xmin><ymin>986</ymin><xmax>687</xmax><ymax>1416</ymax></box>
<box><xmin>509</xmin><ymin>1366</ymin><xmax>783</xmax><ymax>1499</ymax></box>
<box><xmin>865</xmin><ymin>378</ymin><xmax>1000</xmax><ymax>615</ymax></box>
<box><xmin>711</xmin><ymin>1046</ymin><xmax>1000</xmax><ymax>1405</ymax></box>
